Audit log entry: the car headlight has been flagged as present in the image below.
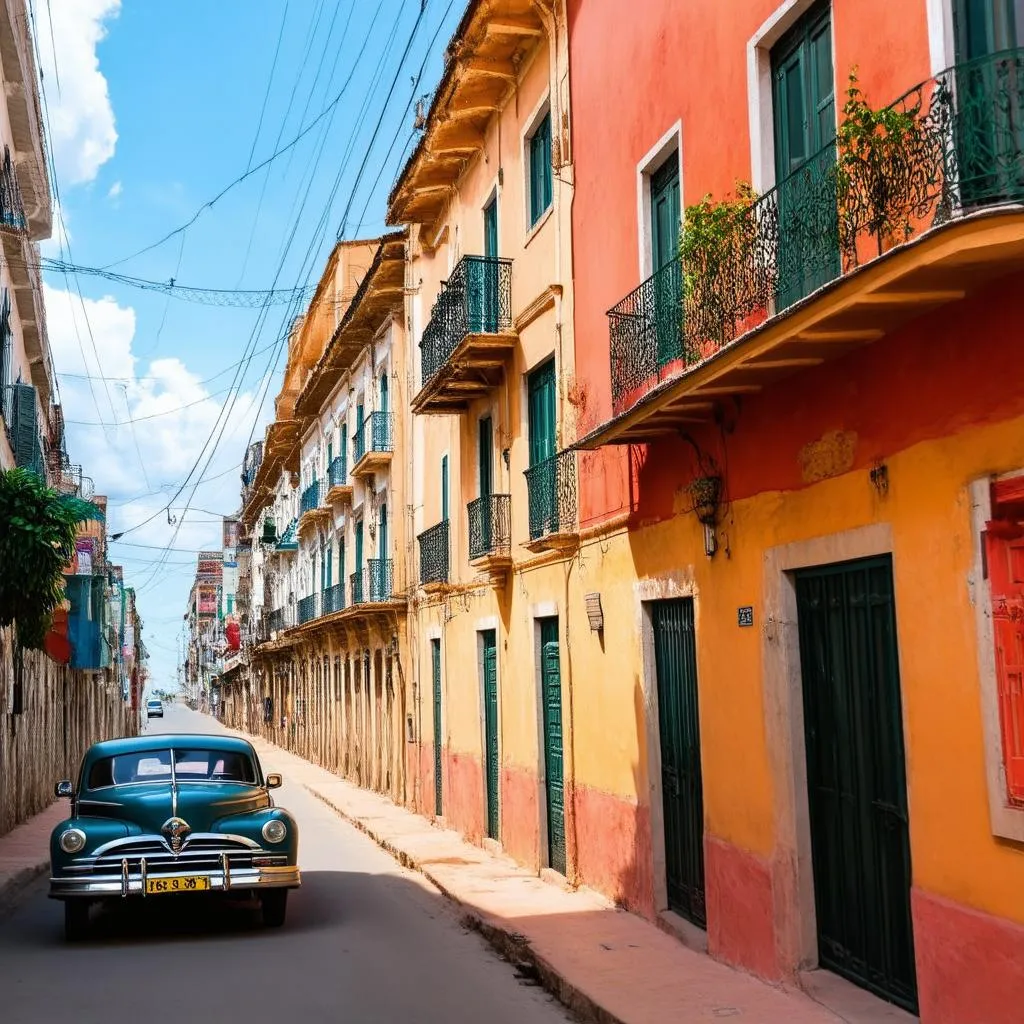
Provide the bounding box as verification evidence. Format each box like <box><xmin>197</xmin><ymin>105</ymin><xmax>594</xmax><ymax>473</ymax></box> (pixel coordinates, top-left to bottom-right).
<box><xmin>261</xmin><ymin>819</ymin><xmax>287</xmax><ymax>845</ymax></box>
<box><xmin>59</xmin><ymin>828</ymin><xmax>87</xmax><ymax>854</ymax></box>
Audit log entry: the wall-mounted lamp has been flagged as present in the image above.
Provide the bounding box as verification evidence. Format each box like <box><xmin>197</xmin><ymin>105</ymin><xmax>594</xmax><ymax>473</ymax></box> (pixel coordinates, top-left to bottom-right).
<box><xmin>584</xmin><ymin>592</ymin><xmax>604</xmax><ymax>633</ymax></box>
<box><xmin>502</xmin><ymin>448</ymin><xmax>510</xmax><ymax>470</ymax></box>
<box><xmin>870</xmin><ymin>462</ymin><xmax>889</xmax><ymax>499</ymax></box>
<box><xmin>688</xmin><ymin>474</ymin><xmax>723</xmax><ymax>560</ymax></box>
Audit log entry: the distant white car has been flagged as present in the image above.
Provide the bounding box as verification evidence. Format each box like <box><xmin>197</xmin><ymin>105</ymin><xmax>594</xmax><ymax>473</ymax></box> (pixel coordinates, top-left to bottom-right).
<box><xmin>146</xmin><ymin>699</ymin><xmax>164</xmax><ymax>719</ymax></box>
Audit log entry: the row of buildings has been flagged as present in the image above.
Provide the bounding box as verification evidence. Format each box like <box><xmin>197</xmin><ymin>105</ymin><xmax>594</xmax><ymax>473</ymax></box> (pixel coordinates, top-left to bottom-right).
<box><xmin>193</xmin><ymin>0</ymin><xmax>1024</xmax><ymax>1017</ymax></box>
<box><xmin>0</xmin><ymin>0</ymin><xmax>142</xmax><ymax>837</ymax></box>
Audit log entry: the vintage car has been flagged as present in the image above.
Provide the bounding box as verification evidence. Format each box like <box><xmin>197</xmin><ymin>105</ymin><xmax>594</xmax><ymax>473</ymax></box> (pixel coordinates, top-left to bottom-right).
<box><xmin>49</xmin><ymin>734</ymin><xmax>300</xmax><ymax>940</ymax></box>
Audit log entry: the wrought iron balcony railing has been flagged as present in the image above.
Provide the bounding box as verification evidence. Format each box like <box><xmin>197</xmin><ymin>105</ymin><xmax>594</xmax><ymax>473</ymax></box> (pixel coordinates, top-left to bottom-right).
<box><xmin>606</xmin><ymin>47</ymin><xmax>1024</xmax><ymax>412</ymax></box>
<box><xmin>322</xmin><ymin>582</ymin><xmax>346</xmax><ymax>615</ymax></box>
<box><xmin>267</xmin><ymin>606</ymin><xmax>295</xmax><ymax>633</ymax></box>
<box><xmin>328</xmin><ymin>454</ymin><xmax>347</xmax><ymax>488</ymax></box>
<box><xmin>0</xmin><ymin>147</ymin><xmax>26</xmax><ymax>233</ymax></box>
<box><xmin>299</xmin><ymin>480</ymin><xmax>322</xmax><ymax>516</ymax></box>
<box><xmin>420</xmin><ymin>255</ymin><xmax>513</xmax><ymax>386</ymax></box>
<box><xmin>353</xmin><ymin>412</ymin><xmax>393</xmax><ymax>463</ymax></box>
<box><xmin>418</xmin><ymin>520</ymin><xmax>449</xmax><ymax>585</ymax></box>
<box><xmin>524</xmin><ymin>450</ymin><xmax>577</xmax><ymax>542</ymax></box>
<box><xmin>468</xmin><ymin>494</ymin><xmax>511</xmax><ymax>561</ymax></box>
<box><xmin>297</xmin><ymin>593</ymin><xmax>319</xmax><ymax>625</ymax></box>
<box><xmin>350</xmin><ymin>559</ymin><xmax>394</xmax><ymax>605</ymax></box>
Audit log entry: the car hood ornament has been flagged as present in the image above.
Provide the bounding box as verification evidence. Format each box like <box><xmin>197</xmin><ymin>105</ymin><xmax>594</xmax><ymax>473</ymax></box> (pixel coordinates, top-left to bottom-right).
<box><xmin>161</xmin><ymin>817</ymin><xmax>191</xmax><ymax>854</ymax></box>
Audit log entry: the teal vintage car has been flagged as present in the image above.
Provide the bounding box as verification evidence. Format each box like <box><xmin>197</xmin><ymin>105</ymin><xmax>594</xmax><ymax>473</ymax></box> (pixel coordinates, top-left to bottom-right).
<box><xmin>49</xmin><ymin>734</ymin><xmax>300</xmax><ymax>940</ymax></box>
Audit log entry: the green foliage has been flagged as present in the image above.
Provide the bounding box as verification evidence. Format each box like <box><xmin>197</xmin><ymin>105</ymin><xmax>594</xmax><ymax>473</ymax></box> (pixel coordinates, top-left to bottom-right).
<box><xmin>0</xmin><ymin>468</ymin><xmax>104</xmax><ymax>651</ymax></box>
<box><xmin>836</xmin><ymin>69</ymin><xmax>928</xmax><ymax>256</ymax></box>
<box><xmin>679</xmin><ymin>182</ymin><xmax>760</xmax><ymax>348</ymax></box>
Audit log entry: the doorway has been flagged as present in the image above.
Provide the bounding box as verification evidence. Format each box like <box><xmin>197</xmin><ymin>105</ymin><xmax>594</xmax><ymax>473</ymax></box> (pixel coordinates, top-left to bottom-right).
<box><xmin>538</xmin><ymin>617</ymin><xmax>566</xmax><ymax>874</ymax></box>
<box><xmin>481</xmin><ymin>629</ymin><xmax>500</xmax><ymax>840</ymax></box>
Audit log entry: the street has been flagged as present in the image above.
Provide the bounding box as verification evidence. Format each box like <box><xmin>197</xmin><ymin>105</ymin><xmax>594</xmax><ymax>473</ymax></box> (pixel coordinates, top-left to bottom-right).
<box><xmin>0</xmin><ymin>704</ymin><xmax>570</xmax><ymax>1024</ymax></box>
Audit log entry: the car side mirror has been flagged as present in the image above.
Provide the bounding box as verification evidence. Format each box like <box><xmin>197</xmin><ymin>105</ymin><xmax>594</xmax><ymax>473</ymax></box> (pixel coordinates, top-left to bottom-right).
<box><xmin>55</xmin><ymin>780</ymin><xmax>74</xmax><ymax>799</ymax></box>
<box><xmin>265</xmin><ymin>773</ymin><xmax>282</xmax><ymax>790</ymax></box>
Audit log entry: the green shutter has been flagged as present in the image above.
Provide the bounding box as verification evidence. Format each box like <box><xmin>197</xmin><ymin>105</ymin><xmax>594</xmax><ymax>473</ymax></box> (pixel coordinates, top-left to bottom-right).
<box><xmin>432</xmin><ymin>639</ymin><xmax>443</xmax><ymax>816</ymax></box>
<box><xmin>11</xmin><ymin>383</ymin><xmax>41</xmax><ymax>475</ymax></box>
<box><xmin>527</xmin><ymin>360</ymin><xmax>556</xmax><ymax>467</ymax></box>
<box><xmin>482</xmin><ymin>629</ymin><xmax>500</xmax><ymax>840</ymax></box>
<box><xmin>540</xmin><ymin>617</ymin><xmax>565</xmax><ymax>874</ymax></box>
<box><xmin>529</xmin><ymin>111</ymin><xmax>553</xmax><ymax>225</ymax></box>
<box><xmin>441</xmin><ymin>455</ymin><xmax>449</xmax><ymax>522</ymax></box>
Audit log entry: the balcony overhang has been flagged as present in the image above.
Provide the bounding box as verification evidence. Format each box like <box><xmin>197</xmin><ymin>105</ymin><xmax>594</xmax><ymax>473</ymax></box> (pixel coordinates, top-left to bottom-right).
<box><xmin>325</xmin><ymin>481</ymin><xmax>354</xmax><ymax>504</ymax></box>
<box><xmin>241</xmin><ymin>419</ymin><xmax>300</xmax><ymax>526</ymax></box>
<box><xmin>297</xmin><ymin>507</ymin><xmax>331</xmax><ymax>535</ymax></box>
<box><xmin>351</xmin><ymin>448</ymin><xmax>393</xmax><ymax>478</ymax></box>
<box><xmin>524</xmin><ymin>531</ymin><xmax>579</xmax><ymax>555</ymax></box>
<box><xmin>386</xmin><ymin>0</ymin><xmax>545</xmax><ymax>230</ymax></box>
<box><xmin>295</xmin><ymin>233</ymin><xmax>407</xmax><ymax>418</ymax></box>
<box><xmin>579</xmin><ymin>207</ymin><xmax>1024</xmax><ymax>449</ymax></box>
<box><xmin>412</xmin><ymin>330</ymin><xmax>517</xmax><ymax>413</ymax></box>
<box><xmin>469</xmin><ymin>551</ymin><xmax>512</xmax><ymax>586</ymax></box>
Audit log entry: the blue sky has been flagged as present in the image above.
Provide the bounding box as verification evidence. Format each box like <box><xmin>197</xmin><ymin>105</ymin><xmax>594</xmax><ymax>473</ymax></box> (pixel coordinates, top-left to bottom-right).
<box><xmin>37</xmin><ymin>0</ymin><xmax>464</xmax><ymax>689</ymax></box>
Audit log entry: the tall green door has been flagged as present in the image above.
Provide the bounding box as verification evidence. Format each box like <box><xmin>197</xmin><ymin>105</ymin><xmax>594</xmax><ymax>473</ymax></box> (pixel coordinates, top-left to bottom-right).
<box><xmin>481</xmin><ymin>629</ymin><xmax>500</xmax><ymax>840</ymax></box>
<box><xmin>652</xmin><ymin>598</ymin><xmax>706</xmax><ymax>927</ymax></box>
<box><xmin>772</xmin><ymin>0</ymin><xmax>838</xmax><ymax>309</ymax></box>
<box><xmin>650</xmin><ymin>159</ymin><xmax>682</xmax><ymax>367</ymax></box>
<box><xmin>354</xmin><ymin>520</ymin><xmax>364</xmax><ymax>603</ymax></box>
<box><xmin>527</xmin><ymin>359</ymin><xmax>557</xmax><ymax>539</ymax></box>
<box><xmin>479</xmin><ymin>417</ymin><xmax>493</xmax><ymax>550</ymax></box>
<box><xmin>795</xmin><ymin>557</ymin><xmax>916</xmax><ymax>1012</ymax></box>
<box><xmin>539</xmin><ymin>617</ymin><xmax>566</xmax><ymax>874</ymax></box>
<box><xmin>431</xmin><ymin>638</ymin><xmax>443</xmax><ymax>816</ymax></box>
<box><xmin>954</xmin><ymin>0</ymin><xmax>1024</xmax><ymax>203</ymax></box>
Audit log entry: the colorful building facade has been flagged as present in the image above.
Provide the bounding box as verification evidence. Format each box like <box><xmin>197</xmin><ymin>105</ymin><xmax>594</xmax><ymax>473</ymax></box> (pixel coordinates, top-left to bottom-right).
<box><xmin>564</xmin><ymin>0</ymin><xmax>1024</xmax><ymax>1018</ymax></box>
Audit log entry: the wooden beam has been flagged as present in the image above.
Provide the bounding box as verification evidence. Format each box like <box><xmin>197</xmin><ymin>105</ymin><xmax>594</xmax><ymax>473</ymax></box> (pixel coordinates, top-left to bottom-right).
<box><xmin>860</xmin><ymin>289</ymin><xmax>966</xmax><ymax>304</ymax></box>
<box><xmin>486</xmin><ymin>16</ymin><xmax>543</xmax><ymax>36</ymax></box>
<box><xmin>459</xmin><ymin>57</ymin><xmax>517</xmax><ymax>81</ymax></box>
<box><xmin>744</xmin><ymin>357</ymin><xmax>824</xmax><ymax>369</ymax></box>
<box><xmin>690</xmin><ymin>385</ymin><xmax>763</xmax><ymax>395</ymax></box>
<box><xmin>795</xmin><ymin>328</ymin><xmax>885</xmax><ymax>343</ymax></box>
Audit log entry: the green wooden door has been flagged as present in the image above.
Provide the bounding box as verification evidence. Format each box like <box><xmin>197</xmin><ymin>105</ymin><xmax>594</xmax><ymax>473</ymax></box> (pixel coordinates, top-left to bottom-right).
<box><xmin>795</xmin><ymin>556</ymin><xmax>917</xmax><ymax>1013</ymax></box>
<box><xmin>325</xmin><ymin>542</ymin><xmax>332</xmax><ymax>589</ymax></box>
<box><xmin>539</xmin><ymin>617</ymin><xmax>566</xmax><ymax>874</ymax></box>
<box><xmin>432</xmin><ymin>638</ymin><xmax>443</xmax><ymax>816</ymax></box>
<box><xmin>954</xmin><ymin>0</ymin><xmax>1024</xmax><ymax>202</ymax></box>
<box><xmin>527</xmin><ymin>360</ymin><xmax>558</xmax><ymax>538</ymax></box>
<box><xmin>354</xmin><ymin>520</ymin><xmax>364</xmax><ymax>603</ymax></box>
<box><xmin>479</xmin><ymin>417</ymin><xmax>493</xmax><ymax>550</ymax></box>
<box><xmin>650</xmin><ymin>159</ymin><xmax>682</xmax><ymax>366</ymax></box>
<box><xmin>653</xmin><ymin>598</ymin><xmax>705</xmax><ymax>927</ymax></box>
<box><xmin>481</xmin><ymin>629</ymin><xmax>500</xmax><ymax>840</ymax></box>
<box><xmin>379</xmin><ymin>374</ymin><xmax>389</xmax><ymax>415</ymax></box>
<box><xmin>340</xmin><ymin>424</ymin><xmax>347</xmax><ymax>477</ymax></box>
<box><xmin>441</xmin><ymin>455</ymin><xmax>449</xmax><ymax>522</ymax></box>
<box><xmin>772</xmin><ymin>0</ymin><xmax>838</xmax><ymax>309</ymax></box>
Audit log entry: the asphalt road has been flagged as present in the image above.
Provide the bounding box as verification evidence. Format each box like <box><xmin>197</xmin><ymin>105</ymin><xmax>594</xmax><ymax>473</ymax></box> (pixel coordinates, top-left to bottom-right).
<box><xmin>0</xmin><ymin>704</ymin><xmax>570</xmax><ymax>1024</ymax></box>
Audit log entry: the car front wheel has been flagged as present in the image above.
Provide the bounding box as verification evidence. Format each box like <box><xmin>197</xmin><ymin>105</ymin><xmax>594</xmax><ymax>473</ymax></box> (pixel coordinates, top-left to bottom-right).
<box><xmin>64</xmin><ymin>900</ymin><xmax>90</xmax><ymax>942</ymax></box>
<box><xmin>260</xmin><ymin>889</ymin><xmax>288</xmax><ymax>928</ymax></box>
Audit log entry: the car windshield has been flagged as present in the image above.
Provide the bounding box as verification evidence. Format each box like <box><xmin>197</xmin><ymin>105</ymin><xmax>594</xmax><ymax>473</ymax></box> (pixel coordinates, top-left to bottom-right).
<box><xmin>147</xmin><ymin>700</ymin><xmax>161</xmax><ymax>706</ymax></box>
<box><xmin>87</xmin><ymin>748</ymin><xmax>257</xmax><ymax>788</ymax></box>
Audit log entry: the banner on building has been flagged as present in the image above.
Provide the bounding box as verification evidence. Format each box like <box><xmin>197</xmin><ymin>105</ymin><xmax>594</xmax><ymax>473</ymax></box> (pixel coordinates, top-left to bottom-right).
<box><xmin>75</xmin><ymin>539</ymin><xmax>93</xmax><ymax>575</ymax></box>
<box><xmin>197</xmin><ymin>551</ymin><xmax>222</xmax><ymax>581</ymax></box>
<box><xmin>197</xmin><ymin>587</ymin><xmax>218</xmax><ymax>616</ymax></box>
<box><xmin>223</xmin><ymin>518</ymin><xmax>241</xmax><ymax>551</ymax></box>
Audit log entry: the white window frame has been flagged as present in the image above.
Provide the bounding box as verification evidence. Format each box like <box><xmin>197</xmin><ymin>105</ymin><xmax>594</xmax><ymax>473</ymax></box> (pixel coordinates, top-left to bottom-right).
<box><xmin>636</xmin><ymin>121</ymin><xmax>682</xmax><ymax>282</ymax></box>
<box><xmin>521</xmin><ymin>91</ymin><xmax>554</xmax><ymax>237</ymax></box>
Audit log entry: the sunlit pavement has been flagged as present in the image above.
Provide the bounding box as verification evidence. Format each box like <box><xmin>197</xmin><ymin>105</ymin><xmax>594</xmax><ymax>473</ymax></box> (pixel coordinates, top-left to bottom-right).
<box><xmin>0</xmin><ymin>703</ymin><xmax>569</xmax><ymax>1024</ymax></box>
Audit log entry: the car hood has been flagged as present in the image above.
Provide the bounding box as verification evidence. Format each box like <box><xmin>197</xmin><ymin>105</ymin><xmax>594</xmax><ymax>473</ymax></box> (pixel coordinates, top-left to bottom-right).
<box><xmin>77</xmin><ymin>783</ymin><xmax>270</xmax><ymax>835</ymax></box>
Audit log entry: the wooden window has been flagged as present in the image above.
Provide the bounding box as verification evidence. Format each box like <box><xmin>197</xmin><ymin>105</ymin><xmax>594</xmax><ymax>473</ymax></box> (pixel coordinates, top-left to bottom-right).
<box><xmin>529</xmin><ymin>110</ymin><xmax>553</xmax><ymax>226</ymax></box>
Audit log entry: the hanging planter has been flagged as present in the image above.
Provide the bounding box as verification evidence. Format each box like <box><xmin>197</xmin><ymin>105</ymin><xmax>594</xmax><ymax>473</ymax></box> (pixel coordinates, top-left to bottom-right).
<box><xmin>688</xmin><ymin>474</ymin><xmax>722</xmax><ymax>526</ymax></box>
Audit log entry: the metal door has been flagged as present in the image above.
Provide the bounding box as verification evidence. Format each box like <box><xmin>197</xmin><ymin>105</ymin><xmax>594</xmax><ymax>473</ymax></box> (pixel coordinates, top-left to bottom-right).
<box><xmin>481</xmin><ymin>629</ymin><xmax>500</xmax><ymax>840</ymax></box>
<box><xmin>795</xmin><ymin>556</ymin><xmax>917</xmax><ymax>1013</ymax></box>
<box><xmin>539</xmin><ymin>618</ymin><xmax>566</xmax><ymax>874</ymax></box>
<box><xmin>652</xmin><ymin>598</ymin><xmax>706</xmax><ymax>926</ymax></box>
<box><xmin>431</xmin><ymin>638</ymin><xmax>443</xmax><ymax>816</ymax></box>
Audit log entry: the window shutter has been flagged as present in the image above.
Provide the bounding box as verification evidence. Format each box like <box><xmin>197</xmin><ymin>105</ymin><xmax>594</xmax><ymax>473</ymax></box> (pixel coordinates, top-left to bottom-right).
<box><xmin>11</xmin><ymin>383</ymin><xmax>40</xmax><ymax>473</ymax></box>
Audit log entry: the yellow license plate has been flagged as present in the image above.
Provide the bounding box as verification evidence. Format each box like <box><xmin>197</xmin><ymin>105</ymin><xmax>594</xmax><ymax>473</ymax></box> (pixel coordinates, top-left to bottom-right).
<box><xmin>145</xmin><ymin>876</ymin><xmax>211</xmax><ymax>895</ymax></box>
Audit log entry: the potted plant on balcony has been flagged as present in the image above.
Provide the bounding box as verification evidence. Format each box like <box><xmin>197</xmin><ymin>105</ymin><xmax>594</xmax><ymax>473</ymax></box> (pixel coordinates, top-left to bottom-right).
<box><xmin>687</xmin><ymin>473</ymin><xmax>722</xmax><ymax>526</ymax></box>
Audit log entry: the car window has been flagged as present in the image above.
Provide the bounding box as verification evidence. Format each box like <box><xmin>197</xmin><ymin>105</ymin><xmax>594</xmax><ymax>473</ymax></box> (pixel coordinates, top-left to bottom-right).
<box><xmin>173</xmin><ymin>748</ymin><xmax>257</xmax><ymax>783</ymax></box>
<box><xmin>88</xmin><ymin>750</ymin><xmax>172</xmax><ymax>788</ymax></box>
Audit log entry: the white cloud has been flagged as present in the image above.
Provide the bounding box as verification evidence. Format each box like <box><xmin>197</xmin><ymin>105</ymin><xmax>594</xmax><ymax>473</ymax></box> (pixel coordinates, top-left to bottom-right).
<box><xmin>107</xmin><ymin>180</ymin><xmax>122</xmax><ymax>199</ymax></box>
<box><xmin>35</xmin><ymin>0</ymin><xmax>120</xmax><ymax>186</ymax></box>
<box><xmin>44</xmin><ymin>283</ymin><xmax>276</xmax><ymax>671</ymax></box>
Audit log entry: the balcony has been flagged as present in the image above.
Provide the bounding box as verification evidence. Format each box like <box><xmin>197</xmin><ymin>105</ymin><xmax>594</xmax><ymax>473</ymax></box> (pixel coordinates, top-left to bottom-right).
<box><xmin>0</xmin><ymin>147</ymin><xmax>26</xmax><ymax>234</ymax></box>
<box><xmin>322</xmin><ymin>582</ymin><xmax>346</xmax><ymax>615</ymax></box>
<box><xmin>298</xmin><ymin>479</ymin><xmax>330</xmax><ymax>533</ymax></box>
<box><xmin>267</xmin><ymin>606</ymin><xmax>295</xmax><ymax>634</ymax></box>
<box><xmin>325</xmin><ymin>453</ymin><xmax>352</xmax><ymax>503</ymax></box>
<box><xmin>297</xmin><ymin>593</ymin><xmax>319</xmax><ymax>625</ymax></box>
<box><xmin>351</xmin><ymin>412</ymin><xmax>393</xmax><ymax>477</ymax></box>
<box><xmin>350</xmin><ymin>559</ymin><xmax>394</xmax><ymax>605</ymax></box>
<box><xmin>417</xmin><ymin>520</ymin><xmax>450</xmax><ymax>588</ymax></box>
<box><xmin>524</xmin><ymin>450</ymin><xmax>578</xmax><ymax>553</ymax></box>
<box><xmin>411</xmin><ymin>255</ymin><xmax>516</xmax><ymax>414</ymax></box>
<box><xmin>468</xmin><ymin>494</ymin><xmax>512</xmax><ymax>582</ymax></box>
<box><xmin>590</xmin><ymin>48</ymin><xmax>1024</xmax><ymax>446</ymax></box>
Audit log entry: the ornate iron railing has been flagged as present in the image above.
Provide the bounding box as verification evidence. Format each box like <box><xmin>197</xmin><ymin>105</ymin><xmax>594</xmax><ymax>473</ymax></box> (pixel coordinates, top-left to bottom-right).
<box><xmin>418</xmin><ymin>520</ymin><xmax>449</xmax><ymax>585</ymax></box>
<box><xmin>353</xmin><ymin>411</ymin><xmax>393</xmax><ymax>463</ymax></box>
<box><xmin>0</xmin><ymin>147</ymin><xmax>26</xmax><ymax>232</ymax></box>
<box><xmin>420</xmin><ymin>255</ymin><xmax>513</xmax><ymax>387</ymax></box>
<box><xmin>468</xmin><ymin>494</ymin><xmax>511</xmax><ymax>560</ymax></box>
<box><xmin>524</xmin><ymin>450</ymin><xmax>577</xmax><ymax>541</ymax></box>
<box><xmin>328</xmin><ymin>453</ymin><xmax>347</xmax><ymax>488</ymax></box>
<box><xmin>350</xmin><ymin>558</ymin><xmax>394</xmax><ymax>605</ymax></box>
<box><xmin>297</xmin><ymin>593</ymin><xmax>319</xmax><ymax>624</ymax></box>
<box><xmin>267</xmin><ymin>606</ymin><xmax>295</xmax><ymax>633</ymax></box>
<box><xmin>299</xmin><ymin>480</ymin><xmax>322</xmax><ymax>515</ymax></box>
<box><xmin>606</xmin><ymin>48</ymin><xmax>1024</xmax><ymax>411</ymax></box>
<box><xmin>322</xmin><ymin>582</ymin><xmax>346</xmax><ymax>615</ymax></box>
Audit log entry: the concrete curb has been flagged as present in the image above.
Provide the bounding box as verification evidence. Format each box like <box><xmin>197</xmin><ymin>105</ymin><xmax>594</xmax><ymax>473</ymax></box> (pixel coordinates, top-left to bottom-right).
<box><xmin>0</xmin><ymin>860</ymin><xmax>49</xmax><ymax>913</ymax></box>
<box><xmin>303</xmin><ymin>783</ymin><xmax>626</xmax><ymax>1024</ymax></box>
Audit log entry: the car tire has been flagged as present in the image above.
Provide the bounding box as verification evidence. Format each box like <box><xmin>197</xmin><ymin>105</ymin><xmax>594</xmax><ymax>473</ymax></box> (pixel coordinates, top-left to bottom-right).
<box><xmin>260</xmin><ymin>889</ymin><xmax>288</xmax><ymax>928</ymax></box>
<box><xmin>64</xmin><ymin>900</ymin><xmax>90</xmax><ymax>942</ymax></box>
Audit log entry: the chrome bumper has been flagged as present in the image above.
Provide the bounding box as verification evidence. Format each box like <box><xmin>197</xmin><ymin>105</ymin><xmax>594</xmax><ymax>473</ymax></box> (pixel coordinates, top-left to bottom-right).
<box><xmin>50</xmin><ymin>863</ymin><xmax>300</xmax><ymax>899</ymax></box>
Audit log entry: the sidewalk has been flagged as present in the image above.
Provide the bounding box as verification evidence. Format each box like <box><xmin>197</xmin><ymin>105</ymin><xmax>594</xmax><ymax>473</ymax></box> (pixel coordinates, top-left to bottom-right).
<box><xmin>0</xmin><ymin>802</ymin><xmax>65</xmax><ymax>909</ymax></box>
<box><xmin>232</xmin><ymin>725</ymin><xmax>845</xmax><ymax>1024</ymax></box>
